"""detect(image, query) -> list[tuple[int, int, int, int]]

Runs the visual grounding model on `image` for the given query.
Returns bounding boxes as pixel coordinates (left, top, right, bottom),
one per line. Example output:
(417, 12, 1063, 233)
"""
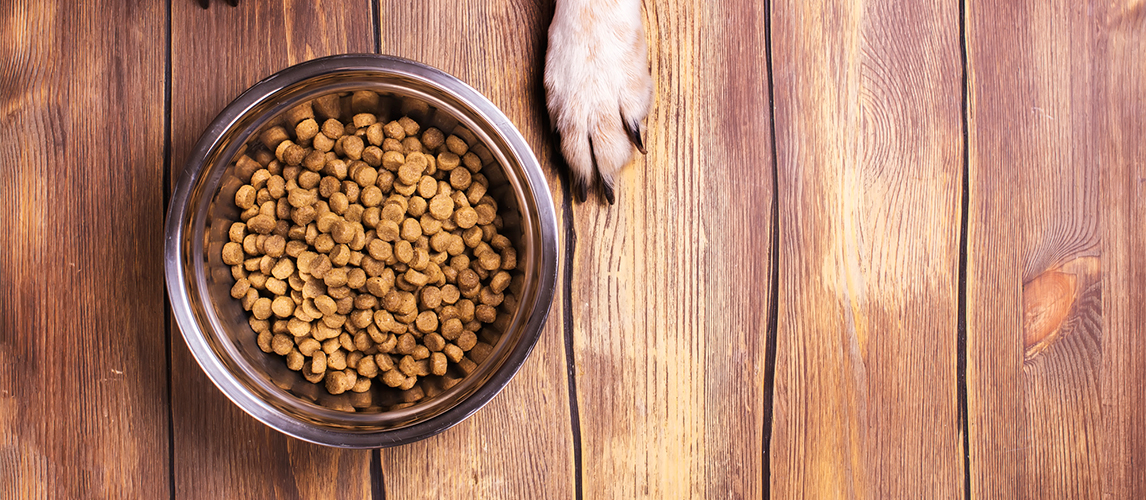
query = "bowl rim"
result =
(165, 54, 558, 448)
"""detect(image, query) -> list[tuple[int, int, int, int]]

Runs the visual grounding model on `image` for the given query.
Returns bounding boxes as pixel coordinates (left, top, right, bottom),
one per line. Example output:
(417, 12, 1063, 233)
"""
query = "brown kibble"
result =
(271, 333, 293, 355)
(356, 355, 378, 378)
(321, 119, 344, 139)
(222, 242, 245, 266)
(353, 165, 378, 188)
(381, 150, 405, 171)
(422, 128, 444, 149)
(430, 352, 448, 376)
(400, 218, 422, 241)
(417, 176, 438, 199)
(271, 296, 295, 318)
(445, 135, 469, 155)
(261, 126, 290, 150)
(428, 194, 454, 220)
(462, 152, 482, 173)
(501, 247, 517, 270)
(478, 249, 501, 271)
(401, 386, 425, 404)
(329, 349, 348, 370)
(396, 332, 417, 354)
(456, 331, 478, 352)
(252, 297, 273, 320)
(394, 240, 414, 263)
(247, 214, 276, 235)
(257, 331, 273, 352)
(383, 137, 404, 153)
(443, 343, 464, 363)
(325, 370, 351, 395)
(366, 122, 385, 146)
(415, 311, 439, 333)
(475, 204, 497, 226)
(398, 355, 418, 377)
(475, 304, 497, 323)
(441, 318, 463, 340)
(393, 181, 417, 197)
(235, 185, 257, 210)
(377, 219, 400, 241)
(383, 120, 406, 140)
(450, 167, 472, 190)
(382, 369, 406, 388)
(440, 284, 460, 304)
(398, 153, 427, 185)
(436, 152, 460, 171)
(470, 342, 494, 364)
(286, 349, 305, 371)
(490, 271, 511, 293)
(398, 117, 420, 137)
(315, 295, 337, 316)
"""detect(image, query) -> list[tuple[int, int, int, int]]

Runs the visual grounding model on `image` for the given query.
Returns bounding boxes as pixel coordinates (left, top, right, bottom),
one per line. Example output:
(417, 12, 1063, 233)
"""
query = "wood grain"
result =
(0, 1, 170, 498)
(768, 0, 965, 497)
(375, 1, 577, 498)
(169, 2, 374, 498)
(566, 0, 773, 497)
(966, 0, 1146, 496)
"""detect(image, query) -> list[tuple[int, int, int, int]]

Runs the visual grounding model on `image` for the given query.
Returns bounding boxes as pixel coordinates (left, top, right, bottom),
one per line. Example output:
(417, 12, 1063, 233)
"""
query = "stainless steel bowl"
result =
(165, 54, 558, 448)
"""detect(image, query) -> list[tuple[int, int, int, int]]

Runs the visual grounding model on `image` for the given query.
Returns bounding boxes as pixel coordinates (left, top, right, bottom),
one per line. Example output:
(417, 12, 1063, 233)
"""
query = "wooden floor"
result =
(2, 0, 1144, 497)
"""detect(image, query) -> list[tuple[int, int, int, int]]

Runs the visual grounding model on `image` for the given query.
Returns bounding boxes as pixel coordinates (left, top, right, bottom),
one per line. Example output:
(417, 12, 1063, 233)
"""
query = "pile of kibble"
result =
(220, 91, 519, 409)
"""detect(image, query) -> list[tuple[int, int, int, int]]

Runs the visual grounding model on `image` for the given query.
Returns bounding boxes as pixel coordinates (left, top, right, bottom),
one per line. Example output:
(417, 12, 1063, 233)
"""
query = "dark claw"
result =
(198, 0, 209, 8)
(622, 117, 647, 155)
(226, 0, 238, 6)
(601, 182, 616, 205)
(572, 177, 588, 203)
(587, 136, 601, 203)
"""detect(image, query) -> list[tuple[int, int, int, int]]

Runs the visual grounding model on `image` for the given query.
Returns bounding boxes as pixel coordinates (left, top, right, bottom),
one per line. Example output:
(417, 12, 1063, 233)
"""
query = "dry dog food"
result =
(221, 94, 520, 411)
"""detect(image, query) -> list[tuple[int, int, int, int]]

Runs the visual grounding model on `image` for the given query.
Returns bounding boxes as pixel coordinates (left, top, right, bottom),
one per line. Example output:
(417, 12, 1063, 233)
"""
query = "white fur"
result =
(545, 0, 652, 201)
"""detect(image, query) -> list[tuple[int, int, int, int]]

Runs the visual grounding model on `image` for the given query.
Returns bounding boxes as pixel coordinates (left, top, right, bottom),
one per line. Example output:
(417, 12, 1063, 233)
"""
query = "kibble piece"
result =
(441, 318, 463, 340)
(443, 343, 464, 363)
(383, 120, 406, 140)
(271, 333, 293, 355)
(430, 352, 448, 376)
(445, 135, 469, 155)
(235, 185, 257, 210)
(428, 194, 454, 220)
(398, 153, 427, 185)
(382, 369, 405, 388)
(222, 242, 245, 266)
(271, 296, 295, 318)
(381, 151, 405, 171)
(400, 218, 422, 241)
(325, 370, 351, 395)
(415, 310, 439, 333)
(421, 127, 444, 149)
(450, 167, 472, 190)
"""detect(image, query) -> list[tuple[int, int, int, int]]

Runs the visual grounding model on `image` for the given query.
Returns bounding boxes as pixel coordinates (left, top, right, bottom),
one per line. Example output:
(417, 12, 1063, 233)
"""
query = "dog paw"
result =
(545, 0, 652, 203)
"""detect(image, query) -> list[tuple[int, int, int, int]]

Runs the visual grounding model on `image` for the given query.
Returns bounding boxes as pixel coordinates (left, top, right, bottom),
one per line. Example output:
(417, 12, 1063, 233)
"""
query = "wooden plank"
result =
(768, 0, 965, 496)
(375, 1, 577, 498)
(965, 0, 1146, 496)
(564, 0, 772, 496)
(0, 1, 169, 498)
(169, 2, 375, 498)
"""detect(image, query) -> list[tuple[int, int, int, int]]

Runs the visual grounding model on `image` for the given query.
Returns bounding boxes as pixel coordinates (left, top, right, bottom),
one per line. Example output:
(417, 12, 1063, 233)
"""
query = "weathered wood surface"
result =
(965, 0, 1146, 497)
(168, 2, 375, 498)
(769, 0, 966, 497)
(565, 0, 773, 497)
(375, 1, 577, 498)
(0, 1, 170, 498)
(2, 0, 1145, 498)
